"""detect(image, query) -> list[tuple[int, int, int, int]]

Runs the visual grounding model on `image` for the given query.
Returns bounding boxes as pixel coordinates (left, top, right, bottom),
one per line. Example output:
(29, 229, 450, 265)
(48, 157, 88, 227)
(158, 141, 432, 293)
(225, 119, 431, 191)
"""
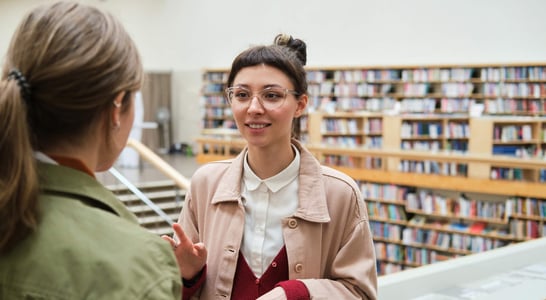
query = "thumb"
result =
(194, 242, 207, 257)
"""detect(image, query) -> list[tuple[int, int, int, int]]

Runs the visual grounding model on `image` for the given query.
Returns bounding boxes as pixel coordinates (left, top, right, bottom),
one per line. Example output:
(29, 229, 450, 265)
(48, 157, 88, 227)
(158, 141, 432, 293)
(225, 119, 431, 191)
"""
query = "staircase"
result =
(107, 180, 185, 236)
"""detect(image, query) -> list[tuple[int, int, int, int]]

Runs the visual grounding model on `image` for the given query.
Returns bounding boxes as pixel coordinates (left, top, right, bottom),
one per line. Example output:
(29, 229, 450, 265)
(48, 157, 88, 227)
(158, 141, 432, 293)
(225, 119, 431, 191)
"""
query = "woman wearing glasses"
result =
(166, 34, 377, 299)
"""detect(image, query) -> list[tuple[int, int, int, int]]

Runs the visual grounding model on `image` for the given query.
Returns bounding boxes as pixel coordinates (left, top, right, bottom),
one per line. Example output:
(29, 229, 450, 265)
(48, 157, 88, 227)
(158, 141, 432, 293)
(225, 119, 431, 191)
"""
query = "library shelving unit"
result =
(306, 111, 383, 169)
(201, 70, 233, 129)
(199, 63, 546, 275)
(468, 116, 546, 182)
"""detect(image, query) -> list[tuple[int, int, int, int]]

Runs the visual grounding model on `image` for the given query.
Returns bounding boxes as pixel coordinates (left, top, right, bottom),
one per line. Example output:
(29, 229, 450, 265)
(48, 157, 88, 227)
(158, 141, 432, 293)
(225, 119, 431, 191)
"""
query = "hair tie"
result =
(7, 68, 32, 103)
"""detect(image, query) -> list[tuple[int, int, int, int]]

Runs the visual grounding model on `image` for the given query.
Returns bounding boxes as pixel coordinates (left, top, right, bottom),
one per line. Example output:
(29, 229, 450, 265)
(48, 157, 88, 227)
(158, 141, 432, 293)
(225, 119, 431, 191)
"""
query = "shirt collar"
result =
(35, 151, 95, 178)
(243, 145, 300, 193)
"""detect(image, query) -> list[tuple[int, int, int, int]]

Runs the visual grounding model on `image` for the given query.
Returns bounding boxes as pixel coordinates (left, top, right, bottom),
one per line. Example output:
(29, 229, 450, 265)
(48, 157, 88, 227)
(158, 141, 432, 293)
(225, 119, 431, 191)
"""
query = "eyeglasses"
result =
(225, 86, 299, 110)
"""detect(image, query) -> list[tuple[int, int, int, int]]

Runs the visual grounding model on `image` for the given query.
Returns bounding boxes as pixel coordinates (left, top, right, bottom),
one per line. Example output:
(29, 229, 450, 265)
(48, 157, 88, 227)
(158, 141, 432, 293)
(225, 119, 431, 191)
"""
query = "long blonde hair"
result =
(0, 1, 143, 253)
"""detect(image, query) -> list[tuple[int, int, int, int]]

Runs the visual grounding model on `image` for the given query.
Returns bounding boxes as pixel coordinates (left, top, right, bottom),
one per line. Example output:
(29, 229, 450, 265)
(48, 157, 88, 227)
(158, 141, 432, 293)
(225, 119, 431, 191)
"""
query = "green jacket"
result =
(0, 162, 182, 300)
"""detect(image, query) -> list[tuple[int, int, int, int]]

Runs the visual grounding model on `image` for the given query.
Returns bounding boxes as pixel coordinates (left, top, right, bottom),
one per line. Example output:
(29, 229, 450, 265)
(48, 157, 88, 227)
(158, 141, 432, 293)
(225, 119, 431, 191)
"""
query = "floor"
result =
(96, 153, 200, 187)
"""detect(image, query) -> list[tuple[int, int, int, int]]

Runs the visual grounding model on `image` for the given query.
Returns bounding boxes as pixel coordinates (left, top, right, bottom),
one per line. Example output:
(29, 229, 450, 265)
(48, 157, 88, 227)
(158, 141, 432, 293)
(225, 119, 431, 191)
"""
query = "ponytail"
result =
(0, 78, 40, 253)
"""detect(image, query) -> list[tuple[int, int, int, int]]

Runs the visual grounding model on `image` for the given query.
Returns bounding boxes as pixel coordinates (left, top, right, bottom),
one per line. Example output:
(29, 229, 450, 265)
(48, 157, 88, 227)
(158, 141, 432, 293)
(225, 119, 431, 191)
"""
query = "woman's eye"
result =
(264, 92, 280, 99)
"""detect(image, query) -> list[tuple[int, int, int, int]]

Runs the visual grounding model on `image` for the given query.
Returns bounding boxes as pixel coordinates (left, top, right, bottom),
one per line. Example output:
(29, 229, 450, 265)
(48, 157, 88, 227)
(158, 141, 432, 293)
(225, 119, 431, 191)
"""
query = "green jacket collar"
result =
(37, 162, 138, 224)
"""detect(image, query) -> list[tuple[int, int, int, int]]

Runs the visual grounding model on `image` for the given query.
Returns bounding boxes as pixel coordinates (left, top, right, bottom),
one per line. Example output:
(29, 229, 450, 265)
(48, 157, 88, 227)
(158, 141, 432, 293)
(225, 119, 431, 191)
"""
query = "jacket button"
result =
(288, 219, 298, 228)
(295, 263, 303, 273)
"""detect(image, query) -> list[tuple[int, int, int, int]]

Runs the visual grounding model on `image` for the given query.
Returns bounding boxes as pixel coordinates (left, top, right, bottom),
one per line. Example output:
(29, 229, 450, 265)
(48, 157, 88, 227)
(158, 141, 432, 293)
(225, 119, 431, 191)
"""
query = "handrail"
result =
(194, 137, 546, 169)
(109, 167, 174, 226)
(126, 138, 190, 190)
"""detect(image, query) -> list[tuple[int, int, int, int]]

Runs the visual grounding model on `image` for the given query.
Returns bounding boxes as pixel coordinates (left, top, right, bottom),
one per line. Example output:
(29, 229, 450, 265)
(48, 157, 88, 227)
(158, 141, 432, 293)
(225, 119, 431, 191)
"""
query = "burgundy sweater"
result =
(183, 246, 310, 299)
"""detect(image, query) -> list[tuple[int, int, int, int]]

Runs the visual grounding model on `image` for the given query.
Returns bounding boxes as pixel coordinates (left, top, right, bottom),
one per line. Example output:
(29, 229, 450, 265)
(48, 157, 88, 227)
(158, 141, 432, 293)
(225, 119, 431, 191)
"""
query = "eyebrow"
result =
(232, 84, 283, 89)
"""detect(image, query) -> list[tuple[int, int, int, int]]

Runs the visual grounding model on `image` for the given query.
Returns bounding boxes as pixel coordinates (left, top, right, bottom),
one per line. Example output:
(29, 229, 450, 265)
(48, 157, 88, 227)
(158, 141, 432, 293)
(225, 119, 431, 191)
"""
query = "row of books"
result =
(376, 262, 405, 275)
(399, 98, 437, 113)
(401, 141, 441, 151)
(321, 155, 359, 168)
(360, 182, 412, 203)
(202, 95, 227, 106)
(321, 119, 360, 134)
(409, 216, 509, 235)
(309, 82, 546, 98)
(404, 247, 461, 265)
(202, 83, 224, 93)
(321, 137, 362, 147)
(367, 203, 408, 221)
(398, 160, 468, 177)
(363, 118, 383, 133)
(493, 124, 534, 142)
(492, 145, 540, 158)
(481, 67, 546, 81)
(370, 222, 403, 240)
(445, 121, 470, 138)
(306, 66, 546, 84)
(311, 96, 396, 112)
(490, 167, 526, 181)
(445, 140, 469, 152)
(405, 191, 506, 220)
(505, 197, 546, 217)
(400, 122, 442, 138)
(509, 220, 544, 238)
(484, 98, 545, 114)
(202, 72, 228, 82)
(402, 228, 507, 252)
(364, 137, 383, 148)
(203, 107, 231, 118)
(311, 95, 546, 115)
(374, 242, 403, 261)
(482, 83, 545, 98)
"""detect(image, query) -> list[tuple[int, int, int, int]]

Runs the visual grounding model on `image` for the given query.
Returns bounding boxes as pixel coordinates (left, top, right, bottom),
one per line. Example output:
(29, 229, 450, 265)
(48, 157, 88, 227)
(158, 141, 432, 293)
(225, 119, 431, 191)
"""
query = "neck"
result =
(246, 141, 295, 179)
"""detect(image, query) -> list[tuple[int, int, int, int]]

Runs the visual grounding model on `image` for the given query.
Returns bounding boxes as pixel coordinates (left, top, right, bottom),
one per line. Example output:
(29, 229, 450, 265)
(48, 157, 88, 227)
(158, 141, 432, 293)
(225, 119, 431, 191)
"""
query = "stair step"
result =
(138, 213, 180, 226)
(117, 190, 185, 204)
(107, 180, 179, 194)
(128, 201, 183, 214)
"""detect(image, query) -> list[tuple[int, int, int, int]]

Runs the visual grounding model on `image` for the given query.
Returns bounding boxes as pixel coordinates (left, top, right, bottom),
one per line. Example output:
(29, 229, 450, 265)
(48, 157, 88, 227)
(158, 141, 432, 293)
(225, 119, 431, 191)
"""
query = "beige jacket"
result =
(179, 140, 377, 299)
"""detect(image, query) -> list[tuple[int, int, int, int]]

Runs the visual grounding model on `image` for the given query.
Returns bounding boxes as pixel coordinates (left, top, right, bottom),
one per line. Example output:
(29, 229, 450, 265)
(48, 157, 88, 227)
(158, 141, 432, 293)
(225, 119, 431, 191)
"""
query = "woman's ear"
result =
(111, 91, 126, 130)
(294, 94, 308, 118)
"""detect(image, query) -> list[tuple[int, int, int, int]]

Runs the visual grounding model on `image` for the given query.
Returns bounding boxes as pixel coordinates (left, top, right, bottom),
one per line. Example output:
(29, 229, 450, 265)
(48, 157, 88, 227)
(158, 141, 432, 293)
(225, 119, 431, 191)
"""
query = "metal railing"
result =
(109, 167, 174, 226)
(107, 138, 191, 226)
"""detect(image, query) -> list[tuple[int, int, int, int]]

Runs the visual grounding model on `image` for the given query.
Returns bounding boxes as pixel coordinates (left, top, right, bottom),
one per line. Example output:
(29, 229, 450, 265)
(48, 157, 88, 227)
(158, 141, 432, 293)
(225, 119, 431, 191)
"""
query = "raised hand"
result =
(162, 223, 207, 279)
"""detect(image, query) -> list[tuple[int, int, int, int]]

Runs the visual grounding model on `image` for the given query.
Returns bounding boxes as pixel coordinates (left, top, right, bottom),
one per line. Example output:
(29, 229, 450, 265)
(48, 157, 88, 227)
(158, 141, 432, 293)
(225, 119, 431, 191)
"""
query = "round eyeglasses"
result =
(225, 86, 299, 110)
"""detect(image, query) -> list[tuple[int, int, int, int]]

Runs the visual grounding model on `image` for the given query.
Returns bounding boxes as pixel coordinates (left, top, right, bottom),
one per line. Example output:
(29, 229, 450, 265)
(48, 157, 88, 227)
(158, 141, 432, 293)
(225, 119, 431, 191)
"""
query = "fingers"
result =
(172, 223, 191, 247)
(161, 235, 176, 249)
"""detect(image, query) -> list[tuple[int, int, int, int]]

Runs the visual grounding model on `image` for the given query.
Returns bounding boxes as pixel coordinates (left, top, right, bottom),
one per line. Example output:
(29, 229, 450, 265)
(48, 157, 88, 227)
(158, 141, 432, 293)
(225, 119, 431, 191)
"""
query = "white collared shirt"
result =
(240, 146, 300, 277)
(34, 151, 58, 164)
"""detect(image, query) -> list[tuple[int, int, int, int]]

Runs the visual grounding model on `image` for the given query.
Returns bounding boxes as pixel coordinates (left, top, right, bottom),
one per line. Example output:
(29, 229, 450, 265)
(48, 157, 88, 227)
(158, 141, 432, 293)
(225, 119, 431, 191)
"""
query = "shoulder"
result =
(3, 195, 181, 299)
(319, 165, 361, 195)
(192, 159, 233, 178)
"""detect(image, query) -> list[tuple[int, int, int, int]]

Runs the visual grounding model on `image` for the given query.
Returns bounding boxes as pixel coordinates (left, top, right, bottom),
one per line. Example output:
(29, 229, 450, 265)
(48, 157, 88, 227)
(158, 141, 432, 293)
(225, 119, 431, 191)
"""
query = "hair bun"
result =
(273, 33, 307, 66)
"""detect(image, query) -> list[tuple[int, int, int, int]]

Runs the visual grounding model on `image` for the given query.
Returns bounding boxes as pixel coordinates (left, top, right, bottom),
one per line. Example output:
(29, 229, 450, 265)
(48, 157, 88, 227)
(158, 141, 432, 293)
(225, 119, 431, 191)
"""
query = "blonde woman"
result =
(0, 2, 182, 299)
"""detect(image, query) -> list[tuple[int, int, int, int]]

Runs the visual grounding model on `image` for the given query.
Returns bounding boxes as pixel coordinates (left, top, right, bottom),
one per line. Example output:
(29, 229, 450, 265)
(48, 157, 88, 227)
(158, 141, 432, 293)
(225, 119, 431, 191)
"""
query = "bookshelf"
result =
(199, 63, 546, 275)
(201, 70, 233, 129)
(305, 64, 546, 116)
(306, 112, 383, 169)
(202, 63, 546, 130)
(468, 116, 546, 182)
(194, 137, 546, 275)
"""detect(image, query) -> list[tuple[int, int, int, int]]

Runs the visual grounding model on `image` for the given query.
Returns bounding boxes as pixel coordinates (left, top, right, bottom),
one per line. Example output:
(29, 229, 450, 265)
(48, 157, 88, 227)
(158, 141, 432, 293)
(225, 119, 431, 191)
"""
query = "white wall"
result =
(2, 0, 546, 147)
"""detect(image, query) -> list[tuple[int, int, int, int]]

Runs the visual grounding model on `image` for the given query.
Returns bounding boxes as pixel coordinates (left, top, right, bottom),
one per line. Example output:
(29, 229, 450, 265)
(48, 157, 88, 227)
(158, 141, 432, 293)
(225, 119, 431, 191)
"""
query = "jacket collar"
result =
(37, 162, 138, 224)
(211, 139, 330, 223)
